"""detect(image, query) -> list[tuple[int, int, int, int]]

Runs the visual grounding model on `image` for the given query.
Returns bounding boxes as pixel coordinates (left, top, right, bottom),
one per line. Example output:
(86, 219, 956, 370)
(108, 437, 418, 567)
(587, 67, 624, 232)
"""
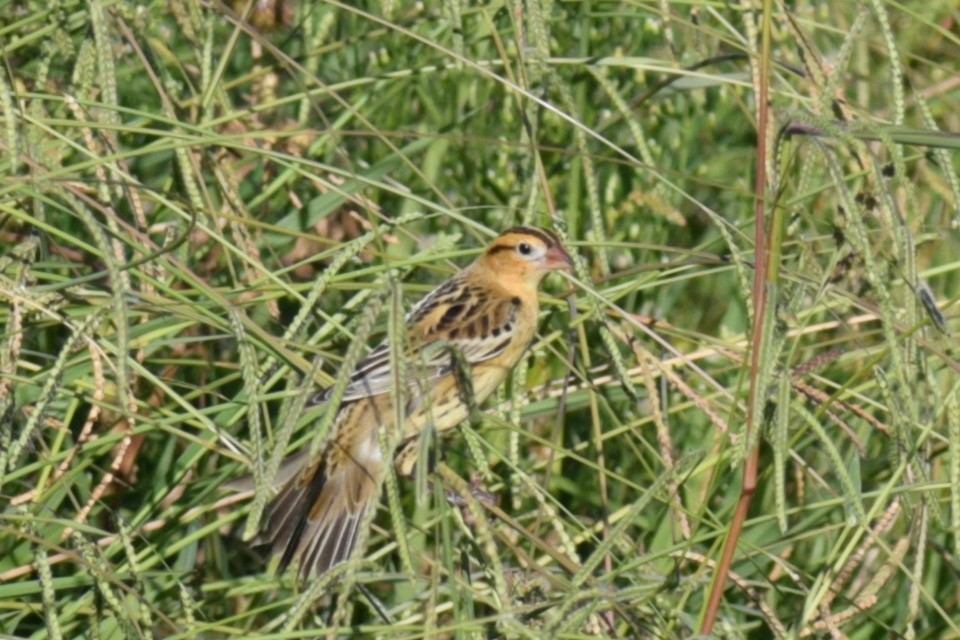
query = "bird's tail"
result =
(261, 446, 381, 580)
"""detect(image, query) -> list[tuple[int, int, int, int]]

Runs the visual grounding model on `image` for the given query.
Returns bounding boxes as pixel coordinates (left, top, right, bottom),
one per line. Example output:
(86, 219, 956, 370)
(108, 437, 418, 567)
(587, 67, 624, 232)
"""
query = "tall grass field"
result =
(1, 1, 960, 637)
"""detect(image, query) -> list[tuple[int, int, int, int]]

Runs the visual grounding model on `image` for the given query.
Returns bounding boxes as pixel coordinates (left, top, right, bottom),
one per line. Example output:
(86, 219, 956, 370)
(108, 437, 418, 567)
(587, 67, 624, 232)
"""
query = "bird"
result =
(259, 226, 574, 580)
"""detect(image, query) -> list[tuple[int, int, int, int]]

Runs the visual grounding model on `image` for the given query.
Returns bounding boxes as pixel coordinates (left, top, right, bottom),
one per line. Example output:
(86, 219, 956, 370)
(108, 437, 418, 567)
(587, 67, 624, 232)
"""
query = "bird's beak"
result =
(545, 244, 575, 272)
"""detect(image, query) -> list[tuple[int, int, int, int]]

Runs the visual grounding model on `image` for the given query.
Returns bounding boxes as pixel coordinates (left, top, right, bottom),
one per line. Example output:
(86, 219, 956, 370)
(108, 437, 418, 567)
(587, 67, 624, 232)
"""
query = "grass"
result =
(2, 0, 960, 637)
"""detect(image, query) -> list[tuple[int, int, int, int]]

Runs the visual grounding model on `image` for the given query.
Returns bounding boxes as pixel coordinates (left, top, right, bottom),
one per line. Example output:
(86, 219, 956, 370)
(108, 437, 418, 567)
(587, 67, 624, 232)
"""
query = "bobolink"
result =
(261, 226, 573, 579)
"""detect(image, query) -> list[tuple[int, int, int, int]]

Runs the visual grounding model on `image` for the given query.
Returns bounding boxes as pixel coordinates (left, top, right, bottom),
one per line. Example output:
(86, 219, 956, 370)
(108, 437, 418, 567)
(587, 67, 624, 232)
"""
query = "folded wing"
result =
(309, 275, 521, 405)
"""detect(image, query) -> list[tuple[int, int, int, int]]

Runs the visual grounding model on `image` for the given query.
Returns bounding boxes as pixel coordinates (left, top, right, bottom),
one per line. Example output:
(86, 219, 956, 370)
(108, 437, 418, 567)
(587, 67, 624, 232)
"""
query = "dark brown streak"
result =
(461, 301, 483, 321)
(278, 464, 329, 571)
(438, 303, 465, 328)
(501, 226, 557, 247)
(486, 244, 515, 256)
(481, 336, 512, 359)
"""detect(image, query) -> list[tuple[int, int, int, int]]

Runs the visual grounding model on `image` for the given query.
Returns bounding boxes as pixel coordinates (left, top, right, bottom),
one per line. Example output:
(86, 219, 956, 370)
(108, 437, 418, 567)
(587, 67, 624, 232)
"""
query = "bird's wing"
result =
(309, 274, 522, 404)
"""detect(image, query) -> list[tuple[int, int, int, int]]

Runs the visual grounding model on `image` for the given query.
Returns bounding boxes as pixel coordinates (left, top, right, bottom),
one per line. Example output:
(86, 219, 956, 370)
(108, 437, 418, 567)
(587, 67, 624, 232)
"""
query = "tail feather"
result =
(300, 510, 364, 579)
(263, 444, 381, 580)
(276, 462, 328, 573)
(254, 456, 319, 544)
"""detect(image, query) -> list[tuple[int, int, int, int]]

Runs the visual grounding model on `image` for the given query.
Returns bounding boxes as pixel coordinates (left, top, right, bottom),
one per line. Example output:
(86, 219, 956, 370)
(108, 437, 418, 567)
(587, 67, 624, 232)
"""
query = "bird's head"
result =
(476, 226, 574, 289)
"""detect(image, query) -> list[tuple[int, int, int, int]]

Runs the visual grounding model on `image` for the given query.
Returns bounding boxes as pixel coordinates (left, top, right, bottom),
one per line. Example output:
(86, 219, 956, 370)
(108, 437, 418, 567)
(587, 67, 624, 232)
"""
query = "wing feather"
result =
(310, 274, 520, 405)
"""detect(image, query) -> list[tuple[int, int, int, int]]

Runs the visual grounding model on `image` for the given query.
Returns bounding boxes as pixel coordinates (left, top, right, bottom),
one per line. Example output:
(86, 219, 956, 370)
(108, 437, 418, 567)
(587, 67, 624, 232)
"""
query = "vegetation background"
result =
(1, 0, 959, 637)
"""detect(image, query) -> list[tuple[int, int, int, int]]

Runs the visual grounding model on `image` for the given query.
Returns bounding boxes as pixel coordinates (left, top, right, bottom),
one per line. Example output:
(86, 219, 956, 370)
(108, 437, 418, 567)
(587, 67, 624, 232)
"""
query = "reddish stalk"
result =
(700, 1, 774, 633)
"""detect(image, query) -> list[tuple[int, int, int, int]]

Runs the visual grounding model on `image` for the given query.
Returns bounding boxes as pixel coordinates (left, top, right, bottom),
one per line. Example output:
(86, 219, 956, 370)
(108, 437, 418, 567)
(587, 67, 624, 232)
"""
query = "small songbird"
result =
(261, 227, 574, 579)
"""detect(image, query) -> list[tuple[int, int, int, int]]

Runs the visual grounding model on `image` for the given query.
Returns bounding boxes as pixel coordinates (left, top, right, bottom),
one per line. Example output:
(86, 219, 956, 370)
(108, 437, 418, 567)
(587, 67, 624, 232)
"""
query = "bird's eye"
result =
(518, 242, 532, 256)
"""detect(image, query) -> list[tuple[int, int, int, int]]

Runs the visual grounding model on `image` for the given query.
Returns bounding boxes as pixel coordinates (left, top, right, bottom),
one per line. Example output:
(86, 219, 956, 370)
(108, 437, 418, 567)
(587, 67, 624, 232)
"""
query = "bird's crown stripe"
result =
(500, 226, 556, 247)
